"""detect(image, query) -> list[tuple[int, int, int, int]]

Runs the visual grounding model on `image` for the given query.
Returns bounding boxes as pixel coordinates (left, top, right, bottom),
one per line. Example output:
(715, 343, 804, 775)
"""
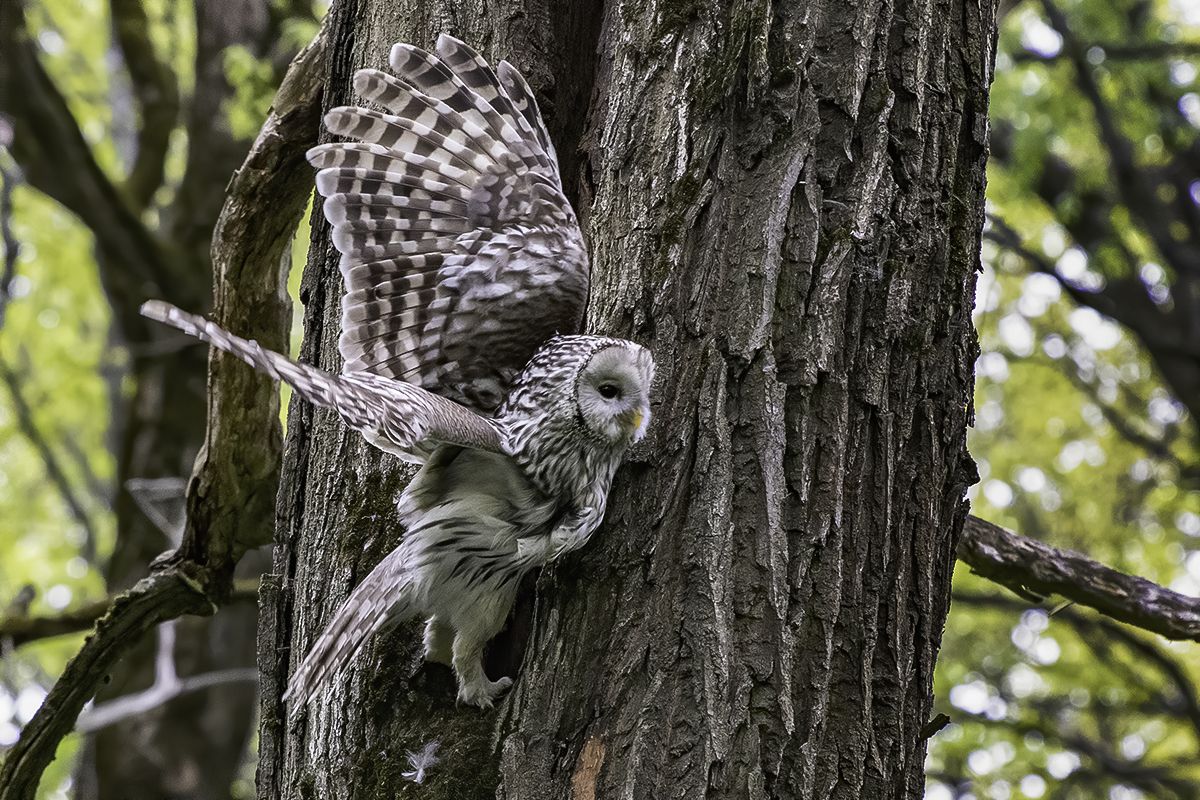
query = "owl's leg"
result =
(452, 632, 513, 708)
(422, 616, 454, 666)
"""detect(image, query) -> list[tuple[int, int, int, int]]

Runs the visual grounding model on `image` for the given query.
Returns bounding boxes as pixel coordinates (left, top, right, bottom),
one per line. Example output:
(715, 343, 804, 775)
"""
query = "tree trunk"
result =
(258, 0, 994, 797)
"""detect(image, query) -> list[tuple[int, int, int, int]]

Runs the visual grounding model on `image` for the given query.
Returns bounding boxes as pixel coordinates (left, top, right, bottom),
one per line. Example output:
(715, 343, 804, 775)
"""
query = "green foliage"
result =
(928, 1, 1200, 797)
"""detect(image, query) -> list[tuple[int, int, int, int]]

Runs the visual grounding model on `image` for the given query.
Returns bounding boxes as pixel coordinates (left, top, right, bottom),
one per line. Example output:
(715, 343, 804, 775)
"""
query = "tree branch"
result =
(954, 590, 1200, 745)
(76, 620, 256, 733)
(958, 515, 1200, 642)
(176, 16, 327, 565)
(0, 569, 213, 800)
(1041, 0, 1200, 277)
(0, 0, 175, 335)
(0, 579, 260, 649)
(1013, 41, 1200, 64)
(0, 25, 328, 799)
(0, 145, 18, 333)
(109, 0, 180, 209)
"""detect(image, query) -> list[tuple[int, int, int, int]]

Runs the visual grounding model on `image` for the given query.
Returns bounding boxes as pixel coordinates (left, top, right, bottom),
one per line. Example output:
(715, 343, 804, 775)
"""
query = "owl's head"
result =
(575, 343, 655, 446)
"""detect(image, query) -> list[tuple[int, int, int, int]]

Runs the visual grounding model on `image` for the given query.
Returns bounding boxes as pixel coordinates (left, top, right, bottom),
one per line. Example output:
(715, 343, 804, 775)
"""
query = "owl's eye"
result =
(597, 383, 621, 399)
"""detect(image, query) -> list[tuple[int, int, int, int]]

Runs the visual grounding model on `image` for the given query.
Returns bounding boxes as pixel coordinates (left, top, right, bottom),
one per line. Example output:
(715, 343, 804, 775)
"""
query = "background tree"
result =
(0, 1, 320, 797)
(930, 1, 1200, 797)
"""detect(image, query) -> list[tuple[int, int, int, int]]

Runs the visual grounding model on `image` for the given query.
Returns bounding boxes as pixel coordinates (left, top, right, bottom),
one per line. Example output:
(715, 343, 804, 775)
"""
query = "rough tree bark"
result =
(258, 0, 995, 798)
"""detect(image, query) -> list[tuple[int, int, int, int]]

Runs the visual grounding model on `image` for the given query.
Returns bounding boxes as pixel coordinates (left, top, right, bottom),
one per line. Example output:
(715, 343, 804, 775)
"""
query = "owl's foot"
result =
(456, 675, 513, 709)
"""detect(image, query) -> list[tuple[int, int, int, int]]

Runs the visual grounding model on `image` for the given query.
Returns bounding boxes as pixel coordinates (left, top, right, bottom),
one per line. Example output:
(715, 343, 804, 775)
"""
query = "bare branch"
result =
(954, 590, 1200, 745)
(0, 0, 177, 333)
(1012, 41, 1200, 64)
(0, 579, 260, 649)
(958, 515, 1200, 642)
(177, 17, 327, 564)
(77, 621, 256, 733)
(0, 569, 212, 800)
(1040, 0, 1200, 277)
(109, 0, 180, 209)
(0, 25, 328, 797)
(0, 597, 110, 648)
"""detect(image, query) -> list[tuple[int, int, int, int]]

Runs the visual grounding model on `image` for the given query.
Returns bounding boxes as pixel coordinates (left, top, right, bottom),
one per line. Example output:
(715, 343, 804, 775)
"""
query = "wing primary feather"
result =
(140, 301, 506, 456)
(310, 38, 589, 407)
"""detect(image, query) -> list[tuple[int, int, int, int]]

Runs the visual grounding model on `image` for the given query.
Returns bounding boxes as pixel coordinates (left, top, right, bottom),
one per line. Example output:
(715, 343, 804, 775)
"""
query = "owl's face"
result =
(575, 344, 655, 445)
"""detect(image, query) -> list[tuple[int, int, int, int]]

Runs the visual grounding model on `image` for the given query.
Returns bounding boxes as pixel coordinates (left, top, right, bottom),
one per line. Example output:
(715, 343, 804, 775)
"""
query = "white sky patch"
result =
(1043, 334, 1067, 359)
(1046, 751, 1081, 779)
(975, 267, 1001, 315)
(1180, 93, 1200, 128)
(1006, 663, 1046, 699)
(1021, 774, 1047, 798)
(1041, 225, 1067, 258)
(999, 314, 1036, 356)
(16, 686, 46, 725)
(1140, 262, 1166, 285)
(1177, 511, 1200, 537)
(968, 749, 997, 775)
(45, 584, 73, 610)
(1057, 246, 1089, 279)
(1120, 735, 1146, 760)
(1017, 467, 1047, 492)
(1021, 15, 1063, 57)
(977, 352, 1010, 382)
(1169, 0, 1200, 26)
(1034, 637, 1061, 665)
(1069, 307, 1122, 350)
(1019, 272, 1061, 317)
(983, 479, 1014, 508)
(38, 30, 65, 55)
(1170, 60, 1197, 86)
(950, 679, 992, 715)
(1149, 394, 1182, 426)
(926, 785, 953, 800)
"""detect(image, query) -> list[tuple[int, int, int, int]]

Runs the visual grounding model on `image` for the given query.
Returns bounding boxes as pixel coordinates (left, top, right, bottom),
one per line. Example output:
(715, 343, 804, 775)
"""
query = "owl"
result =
(142, 35, 654, 709)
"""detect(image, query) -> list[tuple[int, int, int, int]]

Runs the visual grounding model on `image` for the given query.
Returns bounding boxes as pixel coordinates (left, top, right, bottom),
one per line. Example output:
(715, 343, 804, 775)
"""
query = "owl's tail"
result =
(282, 544, 418, 712)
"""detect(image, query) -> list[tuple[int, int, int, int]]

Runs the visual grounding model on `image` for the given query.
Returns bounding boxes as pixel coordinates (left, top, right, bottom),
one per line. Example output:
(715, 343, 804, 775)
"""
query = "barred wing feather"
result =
(310, 34, 588, 414)
(139, 301, 505, 462)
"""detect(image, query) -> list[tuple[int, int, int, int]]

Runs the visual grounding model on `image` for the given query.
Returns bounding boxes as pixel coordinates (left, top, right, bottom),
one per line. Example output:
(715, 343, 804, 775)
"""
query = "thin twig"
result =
(1013, 41, 1200, 64)
(77, 621, 256, 733)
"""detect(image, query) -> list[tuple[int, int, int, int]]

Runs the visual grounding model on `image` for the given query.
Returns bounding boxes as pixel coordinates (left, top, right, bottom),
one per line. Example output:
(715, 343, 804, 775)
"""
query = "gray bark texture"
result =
(258, 0, 995, 797)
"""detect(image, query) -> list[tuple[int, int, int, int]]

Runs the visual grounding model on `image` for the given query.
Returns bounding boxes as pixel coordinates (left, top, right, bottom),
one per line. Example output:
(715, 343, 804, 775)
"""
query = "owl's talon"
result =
(457, 676, 513, 708)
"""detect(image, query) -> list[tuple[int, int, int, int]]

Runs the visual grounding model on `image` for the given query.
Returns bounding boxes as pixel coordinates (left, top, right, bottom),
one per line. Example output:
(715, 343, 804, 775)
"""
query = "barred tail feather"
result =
(139, 300, 369, 429)
(282, 547, 417, 712)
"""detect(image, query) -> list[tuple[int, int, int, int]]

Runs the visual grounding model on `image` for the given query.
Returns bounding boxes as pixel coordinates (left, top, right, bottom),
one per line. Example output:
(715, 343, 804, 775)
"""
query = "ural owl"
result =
(143, 34, 654, 709)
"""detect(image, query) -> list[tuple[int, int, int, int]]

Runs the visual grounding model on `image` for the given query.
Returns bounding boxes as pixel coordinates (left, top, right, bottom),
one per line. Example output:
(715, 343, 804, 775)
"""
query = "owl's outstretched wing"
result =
(140, 301, 504, 462)
(309, 34, 588, 414)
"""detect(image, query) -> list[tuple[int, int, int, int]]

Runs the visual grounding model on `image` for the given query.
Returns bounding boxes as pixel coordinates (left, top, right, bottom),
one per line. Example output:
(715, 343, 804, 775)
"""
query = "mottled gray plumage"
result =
(312, 35, 588, 413)
(141, 34, 654, 711)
